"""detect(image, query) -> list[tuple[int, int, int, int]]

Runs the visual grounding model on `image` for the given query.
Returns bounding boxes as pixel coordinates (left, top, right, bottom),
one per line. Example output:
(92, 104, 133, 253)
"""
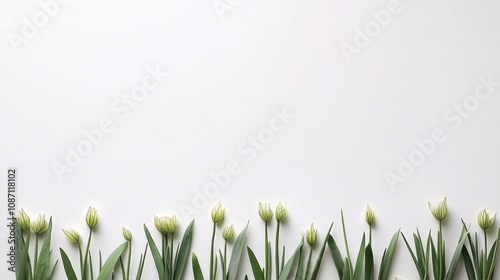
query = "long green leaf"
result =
(50, 260, 59, 279)
(353, 233, 366, 280)
(247, 247, 265, 280)
(378, 229, 399, 280)
(342, 258, 352, 280)
(424, 231, 431, 280)
(415, 230, 427, 278)
(444, 226, 467, 280)
(278, 239, 303, 280)
(487, 241, 497, 268)
(96, 242, 128, 280)
(136, 244, 148, 280)
(401, 232, 421, 278)
(328, 234, 345, 279)
(429, 233, 439, 280)
(60, 248, 78, 280)
(143, 224, 165, 279)
(478, 252, 484, 280)
(192, 253, 205, 280)
(34, 217, 54, 280)
(462, 246, 476, 280)
(15, 223, 30, 280)
(341, 210, 354, 277)
(309, 222, 333, 280)
(174, 219, 195, 280)
(473, 232, 479, 270)
(295, 241, 305, 280)
(364, 244, 374, 280)
(227, 222, 249, 280)
(487, 228, 500, 279)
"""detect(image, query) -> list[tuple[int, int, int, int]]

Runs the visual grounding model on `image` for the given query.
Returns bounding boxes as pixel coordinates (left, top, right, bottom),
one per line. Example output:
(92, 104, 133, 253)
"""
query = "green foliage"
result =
(401, 225, 468, 280)
(34, 218, 58, 280)
(227, 223, 250, 280)
(144, 219, 195, 280)
(15, 216, 57, 280)
(17, 198, 500, 280)
(328, 211, 399, 280)
(461, 220, 500, 280)
(15, 220, 31, 280)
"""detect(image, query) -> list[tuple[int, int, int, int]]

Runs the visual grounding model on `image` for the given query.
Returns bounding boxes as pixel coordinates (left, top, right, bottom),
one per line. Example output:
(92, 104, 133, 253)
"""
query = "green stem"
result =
(120, 257, 126, 280)
(438, 220, 443, 280)
(275, 221, 281, 280)
(162, 234, 167, 277)
(265, 221, 270, 280)
(34, 234, 39, 276)
(223, 240, 228, 280)
(25, 233, 32, 279)
(78, 242, 83, 277)
(126, 240, 132, 280)
(484, 229, 488, 280)
(170, 234, 174, 280)
(89, 253, 94, 280)
(83, 229, 93, 280)
(210, 222, 216, 280)
(304, 246, 313, 280)
(369, 226, 372, 245)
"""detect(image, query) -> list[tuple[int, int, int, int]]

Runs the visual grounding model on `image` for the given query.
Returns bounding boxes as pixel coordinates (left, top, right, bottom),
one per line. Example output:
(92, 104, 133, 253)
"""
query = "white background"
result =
(2, 0, 500, 279)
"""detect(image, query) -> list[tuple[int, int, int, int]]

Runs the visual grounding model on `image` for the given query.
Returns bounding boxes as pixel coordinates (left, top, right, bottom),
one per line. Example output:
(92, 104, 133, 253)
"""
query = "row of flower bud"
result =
(16, 198, 497, 244)
(428, 197, 496, 230)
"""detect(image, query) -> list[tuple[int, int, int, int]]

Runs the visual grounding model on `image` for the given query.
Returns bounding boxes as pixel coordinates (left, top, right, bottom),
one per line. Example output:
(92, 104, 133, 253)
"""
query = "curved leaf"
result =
(96, 242, 128, 280)
(34, 217, 54, 280)
(310, 222, 334, 280)
(15, 224, 30, 280)
(174, 219, 195, 280)
(378, 229, 399, 280)
(364, 244, 374, 280)
(192, 253, 205, 280)
(227, 222, 249, 280)
(328, 234, 345, 279)
(60, 248, 78, 280)
(144, 224, 165, 279)
(278, 239, 303, 280)
(247, 247, 264, 280)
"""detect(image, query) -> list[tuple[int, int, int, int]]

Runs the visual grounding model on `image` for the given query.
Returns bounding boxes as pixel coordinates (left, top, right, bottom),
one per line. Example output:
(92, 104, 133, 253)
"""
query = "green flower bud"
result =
(165, 215, 178, 234)
(17, 209, 30, 231)
(428, 197, 447, 221)
(31, 214, 48, 234)
(258, 202, 273, 222)
(211, 202, 225, 224)
(62, 228, 81, 243)
(365, 205, 375, 226)
(154, 215, 178, 235)
(86, 206, 98, 229)
(154, 215, 167, 234)
(222, 224, 235, 241)
(478, 209, 496, 230)
(275, 201, 287, 222)
(305, 223, 317, 246)
(122, 227, 132, 241)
